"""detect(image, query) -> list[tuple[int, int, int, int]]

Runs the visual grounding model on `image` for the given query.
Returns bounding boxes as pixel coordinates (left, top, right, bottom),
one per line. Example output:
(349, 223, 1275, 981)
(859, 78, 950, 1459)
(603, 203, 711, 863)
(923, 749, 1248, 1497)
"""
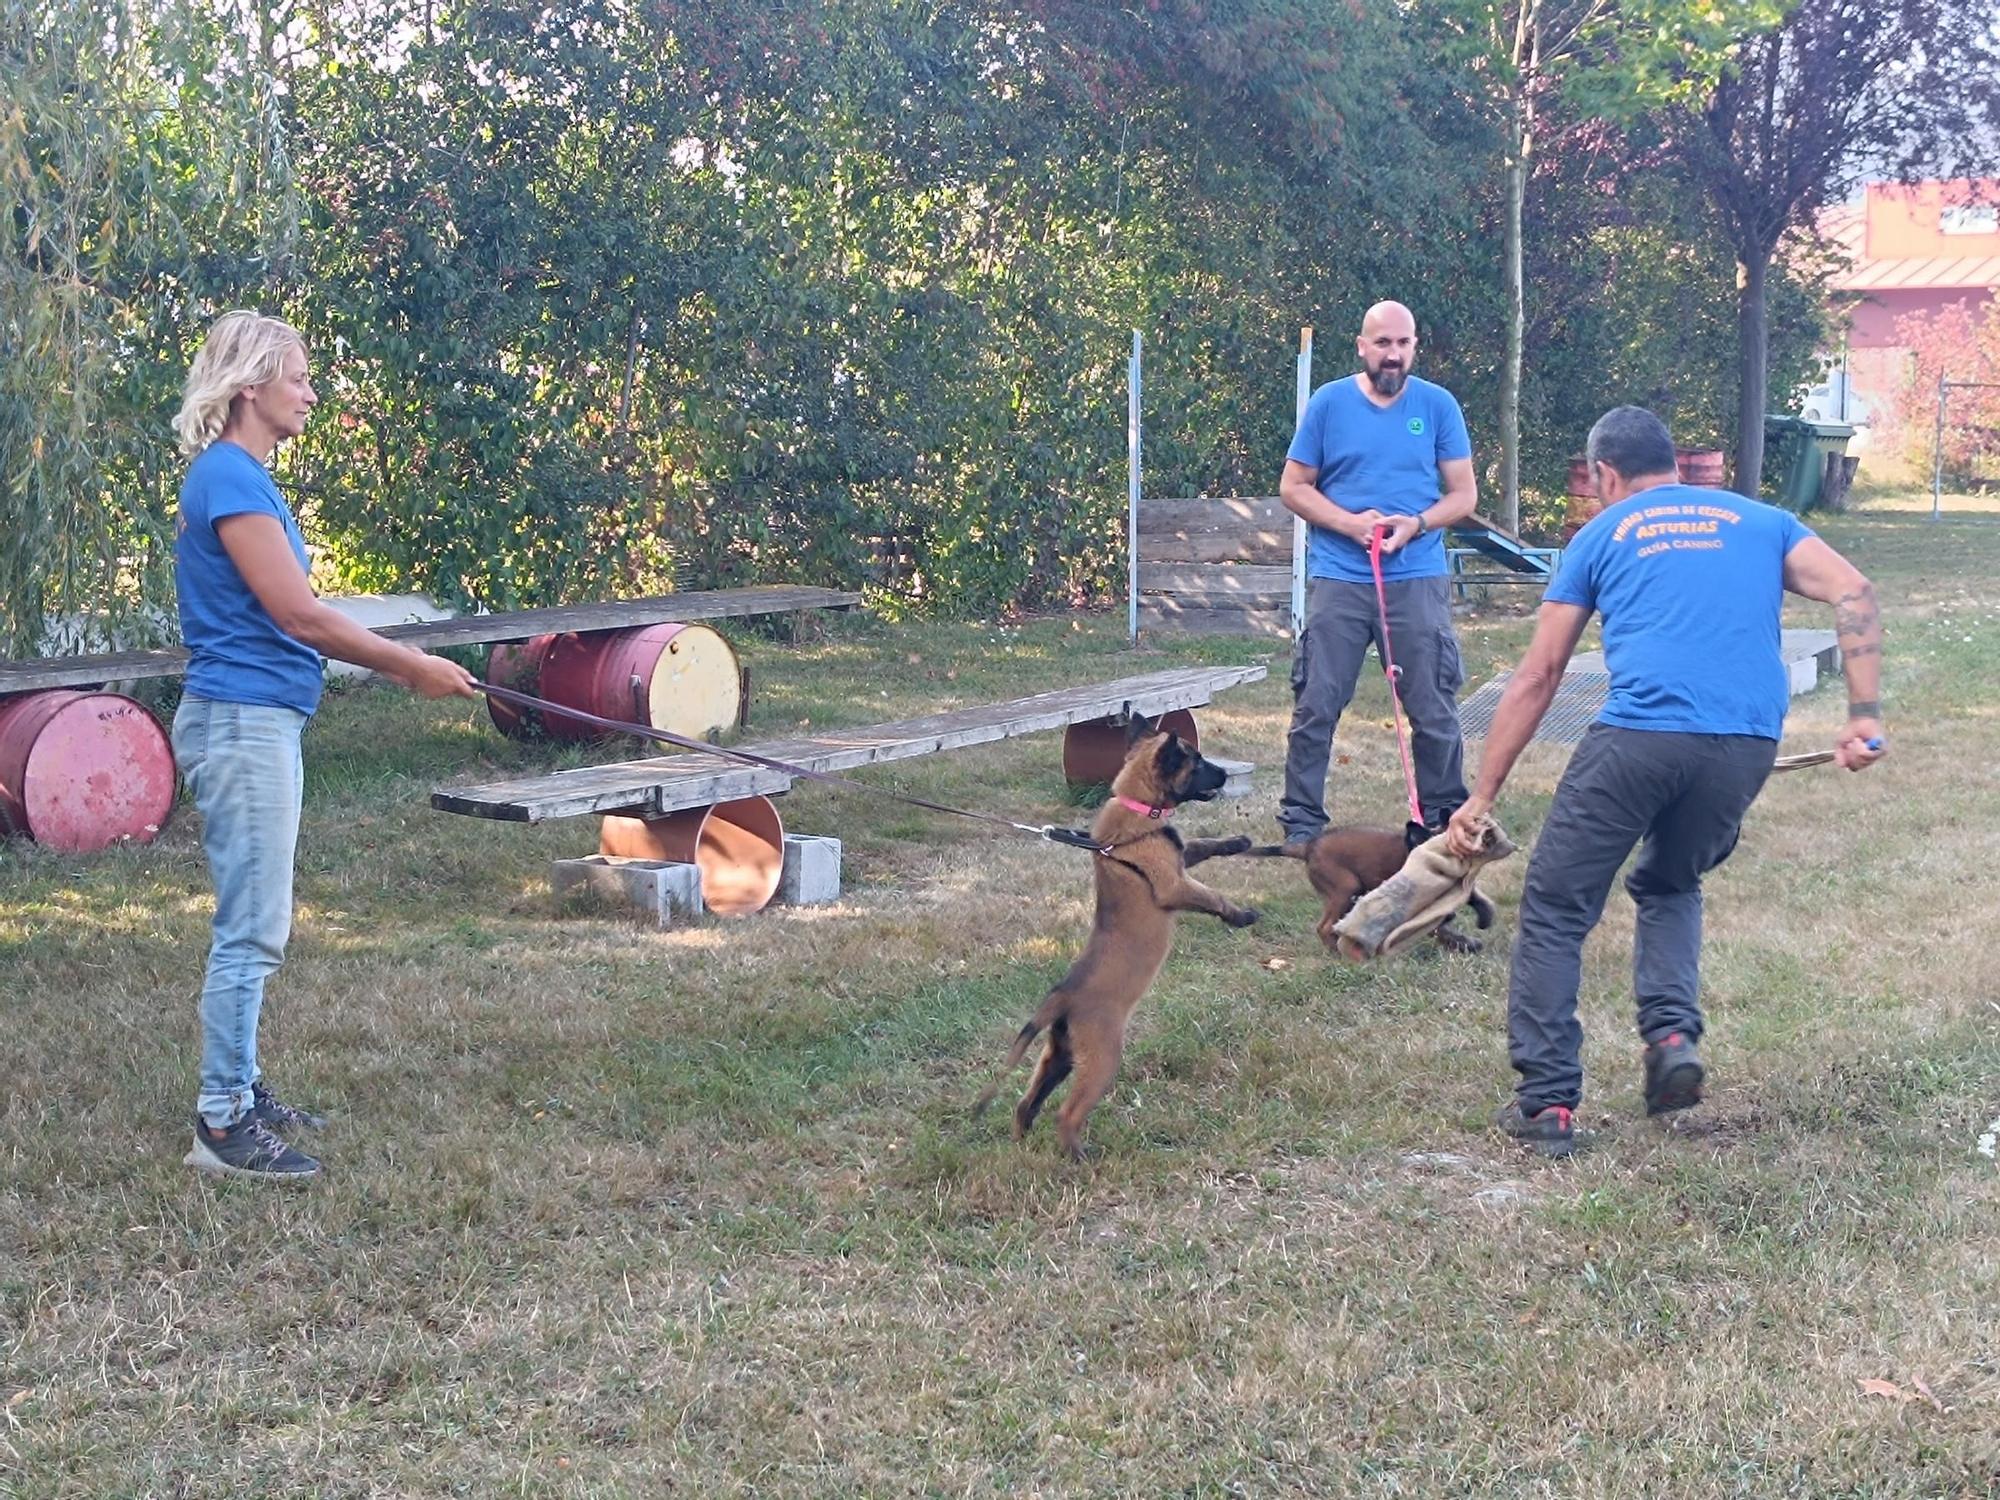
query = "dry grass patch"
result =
(3, 505, 1998, 1496)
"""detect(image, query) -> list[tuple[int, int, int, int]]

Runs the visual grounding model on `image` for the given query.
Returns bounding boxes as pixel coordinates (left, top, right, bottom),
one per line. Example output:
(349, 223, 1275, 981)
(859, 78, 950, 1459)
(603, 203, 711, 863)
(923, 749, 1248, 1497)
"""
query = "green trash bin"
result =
(1763, 415, 1856, 512)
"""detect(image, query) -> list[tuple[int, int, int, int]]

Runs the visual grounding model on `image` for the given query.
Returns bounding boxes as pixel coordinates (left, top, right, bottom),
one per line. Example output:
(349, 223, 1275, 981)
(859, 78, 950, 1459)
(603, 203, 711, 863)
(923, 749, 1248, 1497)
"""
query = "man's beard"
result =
(1368, 364, 1407, 397)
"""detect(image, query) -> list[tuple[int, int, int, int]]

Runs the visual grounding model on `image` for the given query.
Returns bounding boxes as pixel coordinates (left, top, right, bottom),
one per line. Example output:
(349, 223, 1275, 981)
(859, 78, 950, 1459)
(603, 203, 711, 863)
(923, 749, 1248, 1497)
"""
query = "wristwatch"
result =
(1416, 514, 1430, 535)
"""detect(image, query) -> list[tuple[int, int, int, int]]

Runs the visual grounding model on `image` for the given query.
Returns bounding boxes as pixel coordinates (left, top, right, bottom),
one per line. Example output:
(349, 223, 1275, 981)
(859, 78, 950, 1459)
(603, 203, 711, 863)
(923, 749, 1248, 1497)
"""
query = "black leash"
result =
(474, 681, 1114, 854)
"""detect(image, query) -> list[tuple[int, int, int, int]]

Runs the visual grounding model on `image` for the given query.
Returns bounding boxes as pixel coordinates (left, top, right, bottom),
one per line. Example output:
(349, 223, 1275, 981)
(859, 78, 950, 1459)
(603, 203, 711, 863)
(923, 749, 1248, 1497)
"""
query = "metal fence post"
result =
(1128, 331, 1143, 644)
(1932, 368, 1946, 524)
(1291, 327, 1312, 639)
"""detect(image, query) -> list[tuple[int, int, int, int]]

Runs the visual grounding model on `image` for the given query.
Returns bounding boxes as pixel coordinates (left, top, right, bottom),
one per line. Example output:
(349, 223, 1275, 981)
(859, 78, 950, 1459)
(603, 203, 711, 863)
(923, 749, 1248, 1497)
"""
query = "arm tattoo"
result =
(1835, 583, 1881, 662)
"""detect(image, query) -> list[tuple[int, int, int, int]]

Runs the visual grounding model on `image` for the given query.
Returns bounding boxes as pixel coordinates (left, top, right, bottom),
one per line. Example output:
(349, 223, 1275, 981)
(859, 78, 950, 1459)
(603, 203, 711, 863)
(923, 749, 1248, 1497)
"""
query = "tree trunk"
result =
(1735, 248, 1770, 495)
(1499, 98, 1527, 536)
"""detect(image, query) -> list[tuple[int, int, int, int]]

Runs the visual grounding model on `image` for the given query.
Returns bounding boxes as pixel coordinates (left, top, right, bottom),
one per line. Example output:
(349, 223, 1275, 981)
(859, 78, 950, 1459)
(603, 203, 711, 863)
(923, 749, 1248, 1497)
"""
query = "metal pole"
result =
(1127, 330, 1143, 644)
(1292, 326, 1312, 640)
(1932, 368, 1946, 523)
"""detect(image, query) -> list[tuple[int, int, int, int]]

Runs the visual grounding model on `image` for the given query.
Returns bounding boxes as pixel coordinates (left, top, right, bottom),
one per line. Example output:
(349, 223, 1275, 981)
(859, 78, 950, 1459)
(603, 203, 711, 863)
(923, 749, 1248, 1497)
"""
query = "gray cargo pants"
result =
(1507, 723, 1777, 1113)
(1280, 574, 1469, 838)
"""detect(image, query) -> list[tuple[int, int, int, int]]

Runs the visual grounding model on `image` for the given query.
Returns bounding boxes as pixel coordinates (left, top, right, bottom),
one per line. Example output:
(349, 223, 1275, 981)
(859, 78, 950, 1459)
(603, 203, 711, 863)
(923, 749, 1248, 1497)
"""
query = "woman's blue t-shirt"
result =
(174, 441, 324, 717)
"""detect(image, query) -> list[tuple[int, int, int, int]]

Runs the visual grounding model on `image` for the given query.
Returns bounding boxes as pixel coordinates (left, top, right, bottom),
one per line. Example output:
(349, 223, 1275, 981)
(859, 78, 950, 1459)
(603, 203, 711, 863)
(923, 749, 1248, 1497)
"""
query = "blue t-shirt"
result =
(175, 441, 324, 717)
(1545, 484, 1814, 740)
(1286, 374, 1473, 583)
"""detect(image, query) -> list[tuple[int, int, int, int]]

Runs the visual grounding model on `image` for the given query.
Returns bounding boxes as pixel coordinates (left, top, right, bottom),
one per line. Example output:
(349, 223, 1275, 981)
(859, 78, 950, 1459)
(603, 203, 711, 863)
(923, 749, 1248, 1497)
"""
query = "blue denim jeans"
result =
(171, 696, 307, 1129)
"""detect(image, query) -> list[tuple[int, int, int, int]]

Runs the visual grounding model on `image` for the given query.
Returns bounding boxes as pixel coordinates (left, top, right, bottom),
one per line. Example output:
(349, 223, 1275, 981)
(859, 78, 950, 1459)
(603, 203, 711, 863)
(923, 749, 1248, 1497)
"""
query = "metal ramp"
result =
(1459, 630, 1839, 746)
(1447, 516, 1561, 576)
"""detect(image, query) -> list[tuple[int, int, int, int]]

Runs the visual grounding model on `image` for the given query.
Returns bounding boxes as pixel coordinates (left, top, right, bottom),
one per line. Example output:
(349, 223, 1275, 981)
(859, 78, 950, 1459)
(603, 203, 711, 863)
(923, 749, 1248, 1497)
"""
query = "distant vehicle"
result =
(1799, 372, 1871, 426)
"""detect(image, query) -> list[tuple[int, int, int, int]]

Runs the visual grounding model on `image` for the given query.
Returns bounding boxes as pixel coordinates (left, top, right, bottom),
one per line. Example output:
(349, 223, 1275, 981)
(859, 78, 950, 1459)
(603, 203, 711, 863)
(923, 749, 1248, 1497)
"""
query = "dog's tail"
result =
(1241, 841, 1311, 861)
(972, 990, 1067, 1116)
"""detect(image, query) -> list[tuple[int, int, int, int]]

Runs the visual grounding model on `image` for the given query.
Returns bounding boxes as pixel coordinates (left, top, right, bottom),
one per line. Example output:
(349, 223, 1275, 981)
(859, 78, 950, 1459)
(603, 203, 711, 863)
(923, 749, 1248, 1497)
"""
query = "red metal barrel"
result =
(1061, 708, 1201, 787)
(485, 634, 560, 738)
(1676, 447, 1727, 487)
(535, 623, 743, 744)
(0, 690, 176, 852)
(599, 794, 785, 915)
(1563, 455, 1602, 541)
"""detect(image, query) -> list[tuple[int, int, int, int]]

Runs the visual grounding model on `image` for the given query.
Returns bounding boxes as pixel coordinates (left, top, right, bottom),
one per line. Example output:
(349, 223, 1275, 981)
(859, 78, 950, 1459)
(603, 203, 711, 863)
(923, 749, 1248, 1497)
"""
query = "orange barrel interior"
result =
(1676, 447, 1727, 487)
(1062, 708, 1201, 787)
(598, 795, 785, 915)
(538, 623, 743, 743)
(485, 633, 559, 739)
(0, 690, 176, 853)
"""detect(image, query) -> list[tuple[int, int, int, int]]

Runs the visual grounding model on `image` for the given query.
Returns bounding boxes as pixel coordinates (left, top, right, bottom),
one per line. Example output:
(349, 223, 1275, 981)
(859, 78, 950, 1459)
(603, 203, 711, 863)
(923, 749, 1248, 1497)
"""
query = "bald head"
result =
(1361, 301, 1416, 339)
(1357, 301, 1417, 399)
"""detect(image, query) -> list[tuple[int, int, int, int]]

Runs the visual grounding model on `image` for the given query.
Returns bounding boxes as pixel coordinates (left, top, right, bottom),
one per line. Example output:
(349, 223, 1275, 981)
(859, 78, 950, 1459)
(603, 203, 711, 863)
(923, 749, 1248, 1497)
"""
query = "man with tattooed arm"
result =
(1445, 406, 1884, 1156)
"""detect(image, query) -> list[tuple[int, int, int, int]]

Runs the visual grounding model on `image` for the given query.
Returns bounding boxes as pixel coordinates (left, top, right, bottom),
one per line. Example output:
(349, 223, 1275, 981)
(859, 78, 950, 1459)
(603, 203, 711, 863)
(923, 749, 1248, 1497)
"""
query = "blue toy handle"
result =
(1864, 736, 1883, 752)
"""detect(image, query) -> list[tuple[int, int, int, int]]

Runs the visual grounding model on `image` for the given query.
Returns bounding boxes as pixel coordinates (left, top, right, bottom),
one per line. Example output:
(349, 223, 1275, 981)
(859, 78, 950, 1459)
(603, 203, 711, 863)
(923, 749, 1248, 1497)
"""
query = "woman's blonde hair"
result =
(172, 310, 305, 457)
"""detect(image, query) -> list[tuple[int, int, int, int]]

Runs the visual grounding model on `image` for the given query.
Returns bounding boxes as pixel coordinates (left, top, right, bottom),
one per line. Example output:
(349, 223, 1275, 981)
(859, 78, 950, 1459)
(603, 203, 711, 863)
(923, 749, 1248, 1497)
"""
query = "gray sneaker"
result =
(185, 1115, 321, 1181)
(252, 1080, 327, 1133)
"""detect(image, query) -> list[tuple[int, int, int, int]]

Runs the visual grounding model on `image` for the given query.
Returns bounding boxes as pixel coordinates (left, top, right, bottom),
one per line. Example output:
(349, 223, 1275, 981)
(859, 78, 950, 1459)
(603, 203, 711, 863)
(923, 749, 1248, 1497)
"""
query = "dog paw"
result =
(1226, 906, 1261, 928)
(1217, 835, 1253, 856)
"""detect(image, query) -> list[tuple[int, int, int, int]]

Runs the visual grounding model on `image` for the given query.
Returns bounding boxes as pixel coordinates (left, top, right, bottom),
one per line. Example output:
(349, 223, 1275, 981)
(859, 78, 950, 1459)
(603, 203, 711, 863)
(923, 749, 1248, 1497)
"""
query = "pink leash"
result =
(1369, 525, 1425, 828)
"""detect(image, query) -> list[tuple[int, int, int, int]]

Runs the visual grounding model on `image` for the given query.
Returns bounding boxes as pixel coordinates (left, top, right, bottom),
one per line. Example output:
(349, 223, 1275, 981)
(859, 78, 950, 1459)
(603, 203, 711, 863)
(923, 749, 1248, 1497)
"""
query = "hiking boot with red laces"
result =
(1494, 1099, 1579, 1157)
(251, 1080, 327, 1133)
(1643, 1032, 1705, 1116)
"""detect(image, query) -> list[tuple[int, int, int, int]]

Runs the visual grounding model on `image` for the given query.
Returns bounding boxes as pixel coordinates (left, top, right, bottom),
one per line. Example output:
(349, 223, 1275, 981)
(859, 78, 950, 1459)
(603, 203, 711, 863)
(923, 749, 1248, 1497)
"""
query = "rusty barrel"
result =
(486, 623, 742, 743)
(1676, 447, 1726, 487)
(0, 690, 176, 853)
(599, 795, 785, 915)
(1562, 455, 1603, 542)
(485, 633, 560, 738)
(1061, 708, 1201, 787)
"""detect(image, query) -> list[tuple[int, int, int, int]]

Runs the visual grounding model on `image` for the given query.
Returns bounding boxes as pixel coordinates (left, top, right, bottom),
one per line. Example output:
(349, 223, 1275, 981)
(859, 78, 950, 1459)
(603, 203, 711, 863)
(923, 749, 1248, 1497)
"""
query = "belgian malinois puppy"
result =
(1246, 826, 1496, 954)
(975, 718, 1258, 1160)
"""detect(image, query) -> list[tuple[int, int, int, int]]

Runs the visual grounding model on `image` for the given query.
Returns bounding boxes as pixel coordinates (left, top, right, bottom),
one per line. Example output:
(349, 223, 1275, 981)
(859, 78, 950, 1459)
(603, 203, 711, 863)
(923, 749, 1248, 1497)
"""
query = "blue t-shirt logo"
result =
(1407, 417, 1425, 435)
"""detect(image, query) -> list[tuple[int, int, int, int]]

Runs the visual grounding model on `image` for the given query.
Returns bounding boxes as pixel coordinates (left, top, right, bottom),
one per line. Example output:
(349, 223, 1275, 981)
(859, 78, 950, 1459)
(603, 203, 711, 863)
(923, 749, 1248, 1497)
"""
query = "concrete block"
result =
(776, 834, 843, 906)
(553, 854, 704, 926)
(1208, 757, 1256, 800)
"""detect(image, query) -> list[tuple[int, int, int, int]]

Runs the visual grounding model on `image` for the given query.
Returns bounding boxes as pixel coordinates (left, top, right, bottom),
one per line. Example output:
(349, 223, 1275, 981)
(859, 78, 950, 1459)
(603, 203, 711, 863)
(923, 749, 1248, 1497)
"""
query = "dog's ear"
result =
(1154, 731, 1191, 778)
(1124, 712, 1158, 747)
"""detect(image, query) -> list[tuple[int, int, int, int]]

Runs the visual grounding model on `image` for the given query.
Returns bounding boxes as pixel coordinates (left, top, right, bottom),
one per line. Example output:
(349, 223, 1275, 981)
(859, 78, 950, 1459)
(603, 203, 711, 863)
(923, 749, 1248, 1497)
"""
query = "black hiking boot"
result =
(184, 1115, 321, 1181)
(1643, 1031, 1705, 1117)
(1493, 1099, 1580, 1158)
(252, 1080, 328, 1133)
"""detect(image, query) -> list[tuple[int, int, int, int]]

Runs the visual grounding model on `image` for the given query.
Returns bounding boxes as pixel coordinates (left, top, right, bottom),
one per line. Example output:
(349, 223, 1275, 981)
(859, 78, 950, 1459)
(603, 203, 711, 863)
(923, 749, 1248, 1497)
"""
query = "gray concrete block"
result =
(1207, 757, 1256, 799)
(553, 854, 704, 926)
(777, 834, 843, 905)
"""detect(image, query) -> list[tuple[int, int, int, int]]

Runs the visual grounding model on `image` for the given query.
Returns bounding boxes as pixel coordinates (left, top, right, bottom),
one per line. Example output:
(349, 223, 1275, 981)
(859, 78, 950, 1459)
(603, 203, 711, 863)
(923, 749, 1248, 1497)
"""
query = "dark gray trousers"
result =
(1507, 724, 1777, 1113)
(1281, 574, 1468, 837)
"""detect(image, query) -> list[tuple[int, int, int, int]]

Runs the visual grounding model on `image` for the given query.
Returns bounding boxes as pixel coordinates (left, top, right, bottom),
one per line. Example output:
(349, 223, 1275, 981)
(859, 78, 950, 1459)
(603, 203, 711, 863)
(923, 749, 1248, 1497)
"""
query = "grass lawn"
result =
(3, 501, 1996, 1497)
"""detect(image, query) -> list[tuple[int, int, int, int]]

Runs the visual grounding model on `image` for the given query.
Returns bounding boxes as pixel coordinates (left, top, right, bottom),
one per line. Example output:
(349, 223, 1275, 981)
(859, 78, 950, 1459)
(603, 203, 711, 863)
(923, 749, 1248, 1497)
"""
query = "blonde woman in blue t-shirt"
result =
(171, 310, 476, 1181)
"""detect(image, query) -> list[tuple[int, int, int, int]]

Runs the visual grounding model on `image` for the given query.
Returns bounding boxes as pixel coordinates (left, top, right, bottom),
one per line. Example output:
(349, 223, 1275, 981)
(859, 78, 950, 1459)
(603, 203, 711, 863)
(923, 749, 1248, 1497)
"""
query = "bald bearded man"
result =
(1277, 300, 1479, 843)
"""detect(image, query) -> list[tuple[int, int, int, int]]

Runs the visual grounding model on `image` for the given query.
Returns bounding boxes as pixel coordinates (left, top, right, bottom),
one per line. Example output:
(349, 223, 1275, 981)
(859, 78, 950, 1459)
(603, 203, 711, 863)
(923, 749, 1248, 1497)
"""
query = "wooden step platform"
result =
(431, 663, 1268, 824)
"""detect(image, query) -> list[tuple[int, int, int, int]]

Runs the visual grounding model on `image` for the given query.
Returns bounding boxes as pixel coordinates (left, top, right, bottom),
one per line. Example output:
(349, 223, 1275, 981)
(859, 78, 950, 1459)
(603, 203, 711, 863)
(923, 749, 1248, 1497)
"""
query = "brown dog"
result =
(1246, 827, 1496, 955)
(975, 719, 1258, 1160)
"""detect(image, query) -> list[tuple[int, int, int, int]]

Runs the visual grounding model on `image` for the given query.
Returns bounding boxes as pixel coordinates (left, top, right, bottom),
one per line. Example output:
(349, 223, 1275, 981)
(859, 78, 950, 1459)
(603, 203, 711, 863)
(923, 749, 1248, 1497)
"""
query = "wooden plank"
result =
(1137, 497, 1288, 532)
(431, 663, 1269, 823)
(375, 585, 860, 648)
(1137, 564, 1291, 596)
(1139, 601, 1292, 640)
(0, 585, 860, 694)
(1140, 533, 1292, 566)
